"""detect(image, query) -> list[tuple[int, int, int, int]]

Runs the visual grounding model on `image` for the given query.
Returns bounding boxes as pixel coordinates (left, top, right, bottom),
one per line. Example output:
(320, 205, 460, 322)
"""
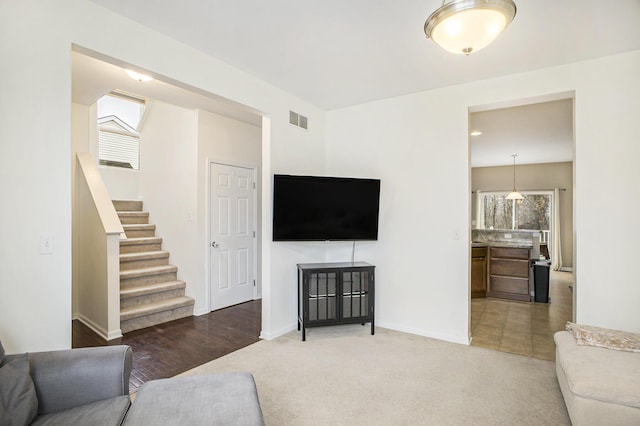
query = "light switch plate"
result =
(40, 234, 54, 254)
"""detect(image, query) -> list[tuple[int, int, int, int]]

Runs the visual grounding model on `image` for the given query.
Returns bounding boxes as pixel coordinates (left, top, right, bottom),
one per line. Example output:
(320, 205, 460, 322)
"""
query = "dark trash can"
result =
(533, 261, 551, 303)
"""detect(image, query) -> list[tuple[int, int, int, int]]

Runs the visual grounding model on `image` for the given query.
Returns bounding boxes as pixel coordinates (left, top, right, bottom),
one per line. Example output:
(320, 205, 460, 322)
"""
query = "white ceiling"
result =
(72, 51, 263, 126)
(77, 0, 639, 166)
(87, 0, 640, 110)
(470, 99, 573, 167)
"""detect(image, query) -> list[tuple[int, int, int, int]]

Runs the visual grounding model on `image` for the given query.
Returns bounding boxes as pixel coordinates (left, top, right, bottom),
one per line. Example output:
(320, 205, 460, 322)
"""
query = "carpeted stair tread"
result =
(120, 236, 162, 246)
(117, 211, 149, 217)
(120, 280, 186, 299)
(122, 224, 156, 231)
(120, 251, 169, 261)
(120, 264, 177, 279)
(112, 200, 143, 212)
(120, 296, 195, 321)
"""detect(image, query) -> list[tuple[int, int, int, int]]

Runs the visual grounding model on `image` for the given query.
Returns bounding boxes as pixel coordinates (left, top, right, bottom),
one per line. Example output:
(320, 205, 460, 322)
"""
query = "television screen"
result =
(273, 174, 380, 241)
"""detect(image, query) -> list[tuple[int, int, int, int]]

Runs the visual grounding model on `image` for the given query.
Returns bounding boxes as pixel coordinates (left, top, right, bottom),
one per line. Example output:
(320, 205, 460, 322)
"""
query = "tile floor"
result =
(471, 270, 573, 360)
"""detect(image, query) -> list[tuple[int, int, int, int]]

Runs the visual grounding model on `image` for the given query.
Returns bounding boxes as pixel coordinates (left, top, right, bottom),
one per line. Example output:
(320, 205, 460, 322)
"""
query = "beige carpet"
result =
(180, 325, 570, 425)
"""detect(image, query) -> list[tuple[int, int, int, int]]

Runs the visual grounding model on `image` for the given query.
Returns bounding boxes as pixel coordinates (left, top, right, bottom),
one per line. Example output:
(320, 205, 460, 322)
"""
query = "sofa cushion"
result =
(31, 395, 130, 426)
(0, 354, 38, 426)
(555, 330, 640, 408)
(124, 372, 264, 425)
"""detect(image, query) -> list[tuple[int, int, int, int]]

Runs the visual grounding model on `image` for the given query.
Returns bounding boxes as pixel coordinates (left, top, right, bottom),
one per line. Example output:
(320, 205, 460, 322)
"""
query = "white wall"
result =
(71, 103, 90, 316)
(326, 50, 640, 340)
(0, 0, 325, 353)
(0, 2, 73, 352)
(99, 167, 140, 201)
(197, 110, 262, 313)
(326, 92, 471, 343)
(262, 115, 327, 338)
(137, 101, 200, 310)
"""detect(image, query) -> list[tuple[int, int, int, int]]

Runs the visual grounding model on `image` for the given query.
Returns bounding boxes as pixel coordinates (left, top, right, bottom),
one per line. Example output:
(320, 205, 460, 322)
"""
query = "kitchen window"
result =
(478, 191, 552, 243)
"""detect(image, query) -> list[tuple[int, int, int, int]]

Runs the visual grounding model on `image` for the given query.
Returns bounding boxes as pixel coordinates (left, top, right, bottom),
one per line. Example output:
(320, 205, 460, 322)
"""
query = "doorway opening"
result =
(468, 93, 576, 360)
(71, 47, 268, 347)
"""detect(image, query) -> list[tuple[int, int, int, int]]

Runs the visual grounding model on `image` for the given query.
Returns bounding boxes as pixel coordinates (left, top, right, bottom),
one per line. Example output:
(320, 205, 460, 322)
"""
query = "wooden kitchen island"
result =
(472, 243, 532, 302)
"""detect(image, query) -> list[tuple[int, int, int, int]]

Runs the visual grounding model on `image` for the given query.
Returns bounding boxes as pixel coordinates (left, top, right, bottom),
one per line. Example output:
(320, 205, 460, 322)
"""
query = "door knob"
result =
(211, 242, 219, 248)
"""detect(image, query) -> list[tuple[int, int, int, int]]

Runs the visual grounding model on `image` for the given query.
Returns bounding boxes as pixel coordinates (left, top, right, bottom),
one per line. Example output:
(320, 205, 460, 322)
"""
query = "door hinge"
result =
(253, 182, 256, 189)
(253, 279, 256, 287)
(253, 230, 256, 238)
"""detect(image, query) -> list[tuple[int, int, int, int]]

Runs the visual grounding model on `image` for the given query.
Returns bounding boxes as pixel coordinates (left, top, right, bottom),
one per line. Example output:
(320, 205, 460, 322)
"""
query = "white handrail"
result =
(76, 152, 124, 235)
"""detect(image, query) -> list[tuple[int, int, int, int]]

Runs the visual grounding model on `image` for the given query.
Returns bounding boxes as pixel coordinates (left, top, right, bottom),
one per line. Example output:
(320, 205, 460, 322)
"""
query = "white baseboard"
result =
(77, 314, 122, 341)
(259, 323, 297, 341)
(193, 307, 209, 316)
(559, 266, 573, 272)
(259, 321, 471, 345)
(376, 321, 471, 345)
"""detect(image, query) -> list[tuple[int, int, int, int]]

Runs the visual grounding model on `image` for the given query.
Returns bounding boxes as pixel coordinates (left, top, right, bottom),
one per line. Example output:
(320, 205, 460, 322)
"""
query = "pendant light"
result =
(424, 0, 517, 55)
(505, 154, 524, 200)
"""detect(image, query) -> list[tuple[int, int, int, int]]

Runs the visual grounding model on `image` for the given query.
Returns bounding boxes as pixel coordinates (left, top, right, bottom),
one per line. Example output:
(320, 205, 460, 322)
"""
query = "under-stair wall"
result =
(114, 200, 195, 333)
(75, 152, 124, 340)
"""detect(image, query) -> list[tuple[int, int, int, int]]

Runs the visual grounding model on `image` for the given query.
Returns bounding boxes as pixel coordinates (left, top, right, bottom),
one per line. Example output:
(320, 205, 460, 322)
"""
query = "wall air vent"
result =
(289, 110, 308, 130)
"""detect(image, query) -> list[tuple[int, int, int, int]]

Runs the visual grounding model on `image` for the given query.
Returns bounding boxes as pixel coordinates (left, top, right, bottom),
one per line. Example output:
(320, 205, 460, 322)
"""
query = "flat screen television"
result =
(273, 174, 380, 241)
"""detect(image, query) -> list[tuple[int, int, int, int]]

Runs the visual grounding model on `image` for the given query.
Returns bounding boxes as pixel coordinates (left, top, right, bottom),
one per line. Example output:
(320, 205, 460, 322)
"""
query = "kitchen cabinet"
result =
(487, 246, 531, 302)
(471, 246, 487, 298)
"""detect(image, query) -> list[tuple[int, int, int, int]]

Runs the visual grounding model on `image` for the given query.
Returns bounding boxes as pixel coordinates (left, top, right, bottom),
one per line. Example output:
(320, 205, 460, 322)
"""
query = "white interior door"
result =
(210, 162, 256, 311)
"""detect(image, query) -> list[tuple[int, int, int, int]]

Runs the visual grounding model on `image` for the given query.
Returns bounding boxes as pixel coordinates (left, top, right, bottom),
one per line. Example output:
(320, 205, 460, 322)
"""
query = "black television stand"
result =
(297, 262, 375, 341)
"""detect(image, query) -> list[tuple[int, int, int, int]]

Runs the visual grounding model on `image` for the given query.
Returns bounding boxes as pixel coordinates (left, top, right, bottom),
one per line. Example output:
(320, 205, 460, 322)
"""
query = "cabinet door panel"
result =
(490, 247, 529, 260)
(309, 297, 337, 321)
(310, 272, 337, 296)
(490, 259, 529, 278)
(343, 294, 368, 318)
(471, 257, 486, 297)
(490, 276, 529, 295)
(472, 247, 487, 257)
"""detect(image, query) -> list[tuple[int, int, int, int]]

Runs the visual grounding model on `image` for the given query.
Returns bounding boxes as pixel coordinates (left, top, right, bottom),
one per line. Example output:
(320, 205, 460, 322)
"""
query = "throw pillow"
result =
(566, 322, 640, 353)
(0, 354, 38, 426)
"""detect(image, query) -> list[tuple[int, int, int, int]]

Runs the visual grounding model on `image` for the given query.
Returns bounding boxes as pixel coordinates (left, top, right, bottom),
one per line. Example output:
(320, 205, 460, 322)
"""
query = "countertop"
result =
(472, 241, 533, 249)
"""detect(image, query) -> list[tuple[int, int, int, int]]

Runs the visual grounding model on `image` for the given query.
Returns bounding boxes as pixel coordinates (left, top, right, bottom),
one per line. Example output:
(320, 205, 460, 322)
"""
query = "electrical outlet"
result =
(40, 234, 54, 254)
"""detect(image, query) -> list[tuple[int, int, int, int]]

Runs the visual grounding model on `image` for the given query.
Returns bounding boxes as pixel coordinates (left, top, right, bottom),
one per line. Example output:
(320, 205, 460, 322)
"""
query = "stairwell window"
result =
(97, 93, 145, 170)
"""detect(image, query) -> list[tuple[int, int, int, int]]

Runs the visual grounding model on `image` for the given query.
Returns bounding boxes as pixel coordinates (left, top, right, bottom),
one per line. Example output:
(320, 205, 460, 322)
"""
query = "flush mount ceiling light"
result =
(505, 154, 524, 200)
(125, 69, 153, 82)
(470, 130, 483, 136)
(424, 0, 517, 55)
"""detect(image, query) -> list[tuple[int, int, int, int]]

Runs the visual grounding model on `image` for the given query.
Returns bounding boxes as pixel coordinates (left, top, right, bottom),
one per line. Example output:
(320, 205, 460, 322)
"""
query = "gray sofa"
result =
(0, 340, 264, 425)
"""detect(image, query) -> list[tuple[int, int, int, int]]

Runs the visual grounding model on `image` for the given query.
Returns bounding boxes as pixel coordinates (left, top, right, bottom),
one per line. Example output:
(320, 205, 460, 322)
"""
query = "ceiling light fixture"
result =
(125, 69, 153, 82)
(424, 0, 517, 55)
(505, 154, 524, 200)
(470, 130, 483, 136)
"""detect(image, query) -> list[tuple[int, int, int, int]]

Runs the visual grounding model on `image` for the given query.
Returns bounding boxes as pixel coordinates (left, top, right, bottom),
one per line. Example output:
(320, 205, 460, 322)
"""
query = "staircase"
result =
(114, 200, 195, 334)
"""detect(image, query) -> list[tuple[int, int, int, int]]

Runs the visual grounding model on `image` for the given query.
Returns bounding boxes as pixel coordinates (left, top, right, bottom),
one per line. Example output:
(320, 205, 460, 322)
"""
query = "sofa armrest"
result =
(28, 345, 132, 415)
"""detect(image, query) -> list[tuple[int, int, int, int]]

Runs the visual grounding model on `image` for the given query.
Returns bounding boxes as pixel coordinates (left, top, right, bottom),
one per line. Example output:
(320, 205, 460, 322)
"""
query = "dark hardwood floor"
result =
(73, 300, 262, 392)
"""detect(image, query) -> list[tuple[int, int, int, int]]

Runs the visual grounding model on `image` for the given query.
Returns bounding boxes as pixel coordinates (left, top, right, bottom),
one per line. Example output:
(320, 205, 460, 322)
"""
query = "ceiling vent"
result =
(289, 111, 308, 130)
